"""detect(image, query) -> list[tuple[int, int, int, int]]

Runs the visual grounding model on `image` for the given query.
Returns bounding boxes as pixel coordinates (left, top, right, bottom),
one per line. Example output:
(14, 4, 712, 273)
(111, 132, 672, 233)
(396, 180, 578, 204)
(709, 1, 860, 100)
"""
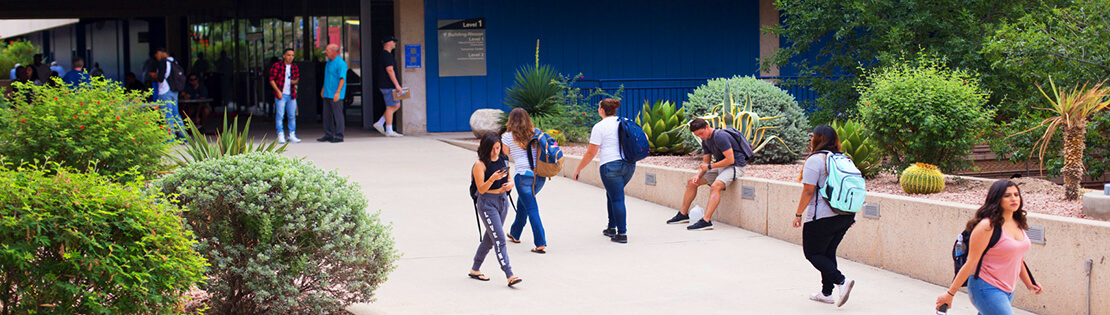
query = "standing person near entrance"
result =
(573, 98, 634, 243)
(936, 180, 1042, 314)
(61, 57, 91, 89)
(500, 108, 548, 254)
(665, 118, 747, 231)
(149, 48, 186, 140)
(31, 54, 52, 84)
(792, 125, 856, 307)
(469, 132, 522, 287)
(269, 48, 301, 144)
(372, 36, 404, 137)
(318, 44, 347, 143)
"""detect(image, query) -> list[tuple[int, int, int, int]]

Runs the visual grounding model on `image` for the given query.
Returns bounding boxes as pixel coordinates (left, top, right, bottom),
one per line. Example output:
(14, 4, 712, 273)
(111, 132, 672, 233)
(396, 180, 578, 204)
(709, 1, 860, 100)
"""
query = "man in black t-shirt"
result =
(373, 36, 405, 137)
(665, 118, 748, 231)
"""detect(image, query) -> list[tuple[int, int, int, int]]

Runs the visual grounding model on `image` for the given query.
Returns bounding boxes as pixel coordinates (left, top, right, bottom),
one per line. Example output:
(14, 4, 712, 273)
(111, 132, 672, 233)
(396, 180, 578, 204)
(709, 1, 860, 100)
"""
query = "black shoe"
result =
(316, 136, 333, 142)
(666, 212, 690, 224)
(602, 228, 616, 237)
(610, 234, 627, 243)
(328, 137, 344, 143)
(687, 219, 714, 231)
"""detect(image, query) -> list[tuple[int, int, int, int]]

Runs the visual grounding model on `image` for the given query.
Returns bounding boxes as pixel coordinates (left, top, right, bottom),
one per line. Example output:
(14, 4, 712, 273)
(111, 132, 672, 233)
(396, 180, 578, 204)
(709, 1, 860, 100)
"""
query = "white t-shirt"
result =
(502, 132, 538, 175)
(589, 116, 622, 165)
(282, 64, 292, 95)
(157, 60, 171, 95)
(802, 153, 837, 222)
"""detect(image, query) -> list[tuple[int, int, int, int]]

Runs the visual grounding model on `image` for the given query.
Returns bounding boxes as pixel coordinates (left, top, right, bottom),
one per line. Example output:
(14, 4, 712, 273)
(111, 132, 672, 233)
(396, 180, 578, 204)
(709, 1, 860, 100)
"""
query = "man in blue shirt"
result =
(62, 57, 91, 89)
(318, 44, 347, 143)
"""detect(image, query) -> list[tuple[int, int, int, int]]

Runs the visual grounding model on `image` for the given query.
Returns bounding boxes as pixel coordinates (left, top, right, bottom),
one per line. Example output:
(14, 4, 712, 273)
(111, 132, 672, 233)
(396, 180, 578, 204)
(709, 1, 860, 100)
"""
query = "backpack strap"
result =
(1024, 260, 1037, 286)
(973, 224, 1004, 278)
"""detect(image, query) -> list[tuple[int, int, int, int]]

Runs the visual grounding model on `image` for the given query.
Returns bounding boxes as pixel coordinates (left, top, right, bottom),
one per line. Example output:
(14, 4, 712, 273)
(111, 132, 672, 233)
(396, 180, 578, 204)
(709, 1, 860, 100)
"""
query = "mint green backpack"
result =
(816, 150, 867, 214)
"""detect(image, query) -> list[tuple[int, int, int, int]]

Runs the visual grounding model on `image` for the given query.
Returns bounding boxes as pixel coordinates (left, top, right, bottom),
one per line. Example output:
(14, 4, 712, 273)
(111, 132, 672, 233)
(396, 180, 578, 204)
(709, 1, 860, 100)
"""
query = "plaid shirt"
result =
(269, 61, 300, 98)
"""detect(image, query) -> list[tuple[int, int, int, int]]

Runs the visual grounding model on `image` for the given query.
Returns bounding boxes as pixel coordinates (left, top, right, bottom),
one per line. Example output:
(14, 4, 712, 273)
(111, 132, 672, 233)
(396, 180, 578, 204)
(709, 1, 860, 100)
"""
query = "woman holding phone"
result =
(469, 132, 522, 287)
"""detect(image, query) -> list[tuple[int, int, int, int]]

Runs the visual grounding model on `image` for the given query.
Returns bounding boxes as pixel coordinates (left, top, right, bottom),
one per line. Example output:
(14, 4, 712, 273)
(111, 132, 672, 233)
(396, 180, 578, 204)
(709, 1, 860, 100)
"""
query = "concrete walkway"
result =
(279, 131, 1033, 315)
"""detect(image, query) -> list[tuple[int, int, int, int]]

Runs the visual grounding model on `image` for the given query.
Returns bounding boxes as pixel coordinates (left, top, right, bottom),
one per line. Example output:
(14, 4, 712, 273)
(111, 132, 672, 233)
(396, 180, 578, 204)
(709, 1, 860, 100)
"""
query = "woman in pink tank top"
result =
(937, 180, 1043, 315)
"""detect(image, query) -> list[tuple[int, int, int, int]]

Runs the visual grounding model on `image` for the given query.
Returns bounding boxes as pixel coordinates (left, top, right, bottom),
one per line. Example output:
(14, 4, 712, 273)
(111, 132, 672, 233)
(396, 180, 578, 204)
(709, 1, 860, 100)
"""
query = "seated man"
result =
(180, 73, 212, 128)
(666, 118, 749, 230)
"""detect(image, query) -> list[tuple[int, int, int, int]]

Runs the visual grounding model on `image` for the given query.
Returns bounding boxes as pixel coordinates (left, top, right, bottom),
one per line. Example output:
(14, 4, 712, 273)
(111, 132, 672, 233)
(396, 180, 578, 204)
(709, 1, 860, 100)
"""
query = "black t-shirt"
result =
(701, 129, 746, 167)
(376, 50, 396, 89)
(469, 155, 510, 199)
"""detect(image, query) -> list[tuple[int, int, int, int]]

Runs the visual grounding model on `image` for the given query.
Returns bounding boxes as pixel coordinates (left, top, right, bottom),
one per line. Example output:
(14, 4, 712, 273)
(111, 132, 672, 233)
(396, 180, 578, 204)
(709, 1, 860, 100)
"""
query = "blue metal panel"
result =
(426, 0, 764, 132)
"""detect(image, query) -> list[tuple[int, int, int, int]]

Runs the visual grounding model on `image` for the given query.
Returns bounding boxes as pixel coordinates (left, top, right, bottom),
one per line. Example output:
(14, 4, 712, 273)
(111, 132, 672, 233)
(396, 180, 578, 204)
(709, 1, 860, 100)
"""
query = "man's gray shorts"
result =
(702, 165, 745, 189)
(380, 89, 400, 107)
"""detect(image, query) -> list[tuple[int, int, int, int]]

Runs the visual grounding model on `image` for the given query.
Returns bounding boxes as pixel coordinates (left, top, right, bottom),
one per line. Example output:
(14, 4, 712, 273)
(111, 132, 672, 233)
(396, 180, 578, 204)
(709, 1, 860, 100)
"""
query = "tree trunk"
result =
(1062, 121, 1087, 200)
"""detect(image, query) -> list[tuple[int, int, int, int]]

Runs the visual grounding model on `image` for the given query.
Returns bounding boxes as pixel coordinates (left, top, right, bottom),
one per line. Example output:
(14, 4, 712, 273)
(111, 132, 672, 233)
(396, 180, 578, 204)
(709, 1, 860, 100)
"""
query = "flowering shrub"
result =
(0, 77, 173, 182)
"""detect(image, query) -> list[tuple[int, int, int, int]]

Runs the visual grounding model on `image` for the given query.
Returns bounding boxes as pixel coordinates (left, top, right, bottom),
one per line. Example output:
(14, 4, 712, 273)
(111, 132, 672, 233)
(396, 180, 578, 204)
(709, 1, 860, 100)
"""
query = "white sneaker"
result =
(288, 132, 302, 143)
(386, 131, 404, 137)
(836, 278, 855, 307)
(277, 132, 286, 144)
(809, 293, 834, 304)
(373, 121, 386, 135)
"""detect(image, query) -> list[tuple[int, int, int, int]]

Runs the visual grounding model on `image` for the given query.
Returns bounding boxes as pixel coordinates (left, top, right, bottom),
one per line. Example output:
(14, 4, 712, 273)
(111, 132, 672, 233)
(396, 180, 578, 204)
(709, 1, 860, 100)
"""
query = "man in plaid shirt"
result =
(269, 48, 301, 143)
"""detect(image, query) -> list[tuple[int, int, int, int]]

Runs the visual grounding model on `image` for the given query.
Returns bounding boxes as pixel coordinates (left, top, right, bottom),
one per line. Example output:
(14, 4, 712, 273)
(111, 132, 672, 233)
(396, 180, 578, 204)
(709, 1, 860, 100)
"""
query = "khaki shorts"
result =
(702, 165, 744, 189)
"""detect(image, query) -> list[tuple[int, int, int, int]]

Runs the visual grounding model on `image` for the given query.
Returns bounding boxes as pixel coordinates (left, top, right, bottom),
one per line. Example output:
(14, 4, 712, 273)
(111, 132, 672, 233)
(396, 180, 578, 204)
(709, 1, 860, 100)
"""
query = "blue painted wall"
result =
(425, 0, 763, 132)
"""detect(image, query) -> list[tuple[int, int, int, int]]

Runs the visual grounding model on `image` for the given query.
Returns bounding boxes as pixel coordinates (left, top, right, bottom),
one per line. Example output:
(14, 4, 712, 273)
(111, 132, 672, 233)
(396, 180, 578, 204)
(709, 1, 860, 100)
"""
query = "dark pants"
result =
(473, 192, 513, 278)
(510, 174, 547, 247)
(601, 160, 635, 234)
(321, 98, 344, 139)
(802, 214, 855, 296)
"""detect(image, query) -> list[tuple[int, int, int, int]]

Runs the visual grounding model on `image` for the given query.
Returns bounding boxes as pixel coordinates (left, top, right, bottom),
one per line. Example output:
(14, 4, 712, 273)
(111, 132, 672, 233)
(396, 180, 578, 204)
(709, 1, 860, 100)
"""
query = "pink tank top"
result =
(978, 229, 1031, 293)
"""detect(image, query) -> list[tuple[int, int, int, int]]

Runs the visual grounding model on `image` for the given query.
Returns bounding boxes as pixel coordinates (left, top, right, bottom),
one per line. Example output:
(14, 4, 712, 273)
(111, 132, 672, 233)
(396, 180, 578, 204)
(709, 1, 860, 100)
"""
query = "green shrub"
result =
(638, 100, 693, 155)
(0, 77, 173, 182)
(0, 39, 38, 77)
(683, 76, 811, 164)
(0, 165, 205, 314)
(155, 152, 400, 314)
(533, 73, 622, 144)
(857, 54, 994, 172)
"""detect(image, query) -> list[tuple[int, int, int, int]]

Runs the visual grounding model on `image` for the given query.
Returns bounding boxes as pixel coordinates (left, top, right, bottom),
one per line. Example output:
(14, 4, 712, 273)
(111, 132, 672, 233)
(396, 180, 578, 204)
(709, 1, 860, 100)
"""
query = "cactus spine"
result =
(900, 163, 945, 194)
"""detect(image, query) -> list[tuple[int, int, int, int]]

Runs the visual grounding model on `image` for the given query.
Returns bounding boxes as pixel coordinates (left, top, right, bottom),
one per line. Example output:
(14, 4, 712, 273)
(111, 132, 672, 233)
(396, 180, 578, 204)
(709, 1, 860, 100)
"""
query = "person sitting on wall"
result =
(181, 73, 211, 129)
(665, 118, 748, 231)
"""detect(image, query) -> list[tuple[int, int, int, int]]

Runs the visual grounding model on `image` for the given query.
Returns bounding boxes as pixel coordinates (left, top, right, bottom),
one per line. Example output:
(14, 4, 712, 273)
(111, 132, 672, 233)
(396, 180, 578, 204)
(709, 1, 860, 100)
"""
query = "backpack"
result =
(816, 150, 866, 214)
(526, 128, 564, 177)
(952, 224, 1038, 287)
(166, 60, 186, 92)
(714, 129, 755, 165)
(617, 117, 650, 163)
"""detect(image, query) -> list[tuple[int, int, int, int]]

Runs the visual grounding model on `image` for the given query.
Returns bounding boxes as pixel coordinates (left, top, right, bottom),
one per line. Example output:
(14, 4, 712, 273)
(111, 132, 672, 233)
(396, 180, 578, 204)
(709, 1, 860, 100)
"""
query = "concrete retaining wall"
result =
(443, 139, 1109, 315)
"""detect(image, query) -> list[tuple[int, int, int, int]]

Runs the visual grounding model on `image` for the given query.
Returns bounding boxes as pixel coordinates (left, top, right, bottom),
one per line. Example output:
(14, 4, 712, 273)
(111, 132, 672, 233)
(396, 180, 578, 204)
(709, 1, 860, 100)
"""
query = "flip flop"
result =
(506, 235, 521, 243)
(508, 277, 523, 287)
(531, 248, 546, 254)
(468, 273, 490, 281)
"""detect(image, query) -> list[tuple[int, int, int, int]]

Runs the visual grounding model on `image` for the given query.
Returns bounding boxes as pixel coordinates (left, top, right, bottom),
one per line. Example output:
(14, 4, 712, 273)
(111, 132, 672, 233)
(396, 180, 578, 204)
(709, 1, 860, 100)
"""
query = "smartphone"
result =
(936, 303, 949, 315)
(499, 166, 511, 173)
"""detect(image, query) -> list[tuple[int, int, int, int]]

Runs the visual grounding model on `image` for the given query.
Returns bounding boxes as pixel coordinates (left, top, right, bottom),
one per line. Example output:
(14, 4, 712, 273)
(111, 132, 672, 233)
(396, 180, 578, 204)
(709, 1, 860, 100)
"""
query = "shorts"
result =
(702, 165, 744, 189)
(380, 88, 400, 107)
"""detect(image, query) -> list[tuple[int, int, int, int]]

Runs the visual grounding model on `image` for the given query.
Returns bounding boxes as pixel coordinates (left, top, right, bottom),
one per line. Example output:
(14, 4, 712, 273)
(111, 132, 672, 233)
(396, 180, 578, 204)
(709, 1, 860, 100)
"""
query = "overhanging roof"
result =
(0, 0, 382, 19)
(0, 19, 79, 39)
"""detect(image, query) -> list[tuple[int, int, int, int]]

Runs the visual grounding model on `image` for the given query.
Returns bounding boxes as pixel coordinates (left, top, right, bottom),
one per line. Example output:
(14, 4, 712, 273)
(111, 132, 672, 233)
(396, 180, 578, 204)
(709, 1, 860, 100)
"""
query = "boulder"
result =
(1082, 191, 1110, 221)
(469, 109, 505, 139)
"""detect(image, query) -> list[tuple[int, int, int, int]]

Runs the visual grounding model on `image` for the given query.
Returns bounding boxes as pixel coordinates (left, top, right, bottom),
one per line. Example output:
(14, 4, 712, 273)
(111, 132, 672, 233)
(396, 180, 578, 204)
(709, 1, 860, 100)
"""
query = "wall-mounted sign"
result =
(245, 32, 263, 41)
(404, 44, 421, 68)
(437, 18, 485, 77)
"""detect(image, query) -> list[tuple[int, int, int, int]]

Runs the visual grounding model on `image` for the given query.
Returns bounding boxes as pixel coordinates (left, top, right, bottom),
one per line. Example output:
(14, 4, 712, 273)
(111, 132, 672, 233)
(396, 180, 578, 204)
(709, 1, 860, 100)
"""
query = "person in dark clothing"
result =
(181, 73, 211, 128)
(371, 36, 404, 137)
(469, 132, 522, 287)
(62, 57, 91, 89)
(124, 72, 147, 93)
(666, 118, 748, 230)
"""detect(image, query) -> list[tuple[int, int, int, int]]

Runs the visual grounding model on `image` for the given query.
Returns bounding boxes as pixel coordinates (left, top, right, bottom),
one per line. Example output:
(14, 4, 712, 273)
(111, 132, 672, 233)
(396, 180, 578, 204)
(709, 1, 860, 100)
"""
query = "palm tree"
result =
(1011, 78, 1110, 200)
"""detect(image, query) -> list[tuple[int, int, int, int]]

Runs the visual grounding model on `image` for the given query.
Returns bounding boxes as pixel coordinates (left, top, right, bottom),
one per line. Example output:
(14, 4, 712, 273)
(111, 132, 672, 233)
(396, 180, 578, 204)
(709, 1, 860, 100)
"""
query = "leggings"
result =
(802, 214, 855, 295)
(472, 192, 513, 278)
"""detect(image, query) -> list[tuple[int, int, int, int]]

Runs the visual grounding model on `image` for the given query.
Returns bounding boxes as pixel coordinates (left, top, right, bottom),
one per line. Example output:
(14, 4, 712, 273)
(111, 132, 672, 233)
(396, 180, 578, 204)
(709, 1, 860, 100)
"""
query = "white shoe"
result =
(373, 121, 386, 135)
(288, 132, 302, 143)
(809, 293, 834, 304)
(836, 278, 855, 307)
(277, 132, 286, 144)
(386, 131, 404, 137)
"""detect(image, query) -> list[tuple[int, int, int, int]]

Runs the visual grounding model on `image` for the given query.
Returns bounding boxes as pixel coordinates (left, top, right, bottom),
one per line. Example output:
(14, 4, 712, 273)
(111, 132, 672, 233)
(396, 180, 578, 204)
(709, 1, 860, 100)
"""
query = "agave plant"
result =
(636, 100, 692, 155)
(831, 120, 882, 178)
(697, 93, 794, 155)
(503, 40, 561, 119)
(172, 113, 288, 167)
(1009, 77, 1110, 200)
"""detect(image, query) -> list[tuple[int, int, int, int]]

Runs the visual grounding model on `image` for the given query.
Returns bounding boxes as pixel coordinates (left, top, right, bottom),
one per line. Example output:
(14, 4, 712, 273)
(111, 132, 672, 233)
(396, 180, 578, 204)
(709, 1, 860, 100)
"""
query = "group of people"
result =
(466, 100, 1042, 314)
(8, 54, 97, 89)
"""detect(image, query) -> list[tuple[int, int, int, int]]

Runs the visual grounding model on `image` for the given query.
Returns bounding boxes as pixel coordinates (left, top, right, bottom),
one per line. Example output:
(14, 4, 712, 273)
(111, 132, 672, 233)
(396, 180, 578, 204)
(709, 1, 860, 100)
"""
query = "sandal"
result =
(506, 235, 521, 243)
(530, 247, 546, 254)
(468, 273, 490, 281)
(508, 276, 523, 287)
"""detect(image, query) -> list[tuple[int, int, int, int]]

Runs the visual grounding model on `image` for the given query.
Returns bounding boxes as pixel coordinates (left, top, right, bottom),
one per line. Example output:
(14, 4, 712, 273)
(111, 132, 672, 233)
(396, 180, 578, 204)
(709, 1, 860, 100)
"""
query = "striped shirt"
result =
(502, 132, 538, 175)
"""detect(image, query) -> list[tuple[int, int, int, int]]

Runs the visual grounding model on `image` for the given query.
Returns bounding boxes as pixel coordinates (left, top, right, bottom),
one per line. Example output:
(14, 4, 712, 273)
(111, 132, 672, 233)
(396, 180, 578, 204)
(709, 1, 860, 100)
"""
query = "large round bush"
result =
(0, 78, 173, 182)
(155, 152, 400, 314)
(0, 166, 205, 314)
(683, 76, 811, 164)
(857, 56, 994, 172)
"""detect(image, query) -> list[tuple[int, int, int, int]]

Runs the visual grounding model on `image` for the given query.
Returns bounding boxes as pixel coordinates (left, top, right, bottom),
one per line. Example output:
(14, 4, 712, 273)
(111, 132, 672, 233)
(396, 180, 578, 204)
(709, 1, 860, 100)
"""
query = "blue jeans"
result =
(510, 174, 546, 247)
(156, 91, 184, 136)
(601, 160, 635, 234)
(275, 94, 297, 134)
(968, 275, 1015, 315)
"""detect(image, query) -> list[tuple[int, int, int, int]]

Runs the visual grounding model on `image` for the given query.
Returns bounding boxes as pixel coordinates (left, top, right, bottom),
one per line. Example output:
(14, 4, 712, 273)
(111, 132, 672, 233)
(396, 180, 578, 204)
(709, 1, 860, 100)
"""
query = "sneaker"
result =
(277, 132, 286, 144)
(666, 212, 690, 224)
(610, 234, 627, 243)
(686, 219, 713, 231)
(316, 136, 333, 142)
(835, 278, 855, 307)
(288, 132, 302, 143)
(602, 228, 616, 237)
(809, 293, 835, 304)
(329, 137, 344, 143)
(372, 121, 386, 135)
(386, 131, 404, 137)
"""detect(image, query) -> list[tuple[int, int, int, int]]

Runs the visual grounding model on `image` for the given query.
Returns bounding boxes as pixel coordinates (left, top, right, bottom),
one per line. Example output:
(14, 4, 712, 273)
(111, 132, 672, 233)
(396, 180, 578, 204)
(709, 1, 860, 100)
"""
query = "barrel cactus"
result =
(900, 163, 945, 194)
(832, 120, 882, 178)
(636, 100, 692, 155)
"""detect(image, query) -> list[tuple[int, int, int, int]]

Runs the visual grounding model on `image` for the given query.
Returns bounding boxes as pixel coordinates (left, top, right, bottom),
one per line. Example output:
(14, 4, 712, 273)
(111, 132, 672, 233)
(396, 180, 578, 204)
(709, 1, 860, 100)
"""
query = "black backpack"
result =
(165, 60, 187, 92)
(713, 129, 755, 165)
(952, 224, 1037, 287)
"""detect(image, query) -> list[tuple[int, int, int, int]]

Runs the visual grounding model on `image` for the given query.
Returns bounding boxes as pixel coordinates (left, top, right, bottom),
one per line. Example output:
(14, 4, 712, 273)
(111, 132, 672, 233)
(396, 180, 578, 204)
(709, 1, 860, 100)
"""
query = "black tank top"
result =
(470, 155, 509, 199)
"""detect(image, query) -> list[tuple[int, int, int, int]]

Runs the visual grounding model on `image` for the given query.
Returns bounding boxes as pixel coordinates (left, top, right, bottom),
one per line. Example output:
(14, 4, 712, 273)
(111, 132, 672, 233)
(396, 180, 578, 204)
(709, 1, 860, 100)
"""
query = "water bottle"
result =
(954, 235, 966, 257)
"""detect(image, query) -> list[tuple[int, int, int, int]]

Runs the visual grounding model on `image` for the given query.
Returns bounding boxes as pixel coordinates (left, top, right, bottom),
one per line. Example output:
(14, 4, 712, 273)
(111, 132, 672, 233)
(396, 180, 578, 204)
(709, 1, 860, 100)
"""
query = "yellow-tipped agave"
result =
(692, 92, 794, 155)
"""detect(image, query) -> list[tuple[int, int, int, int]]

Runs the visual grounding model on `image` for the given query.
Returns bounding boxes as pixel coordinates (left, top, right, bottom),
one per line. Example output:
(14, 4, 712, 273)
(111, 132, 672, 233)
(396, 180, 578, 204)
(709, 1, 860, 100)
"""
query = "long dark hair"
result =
(798, 125, 841, 181)
(966, 180, 1028, 231)
(477, 132, 500, 165)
